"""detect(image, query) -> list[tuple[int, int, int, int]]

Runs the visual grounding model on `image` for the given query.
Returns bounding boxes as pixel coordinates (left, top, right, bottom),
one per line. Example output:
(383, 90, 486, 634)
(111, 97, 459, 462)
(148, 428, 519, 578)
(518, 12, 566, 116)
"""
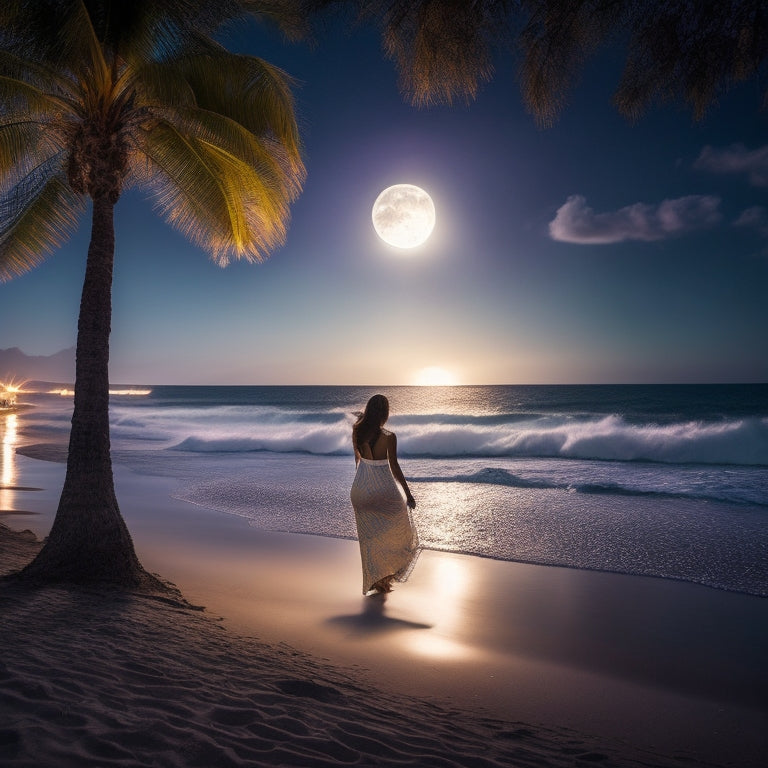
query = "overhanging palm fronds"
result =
(300, 0, 768, 124)
(303, 0, 516, 106)
(377, 0, 512, 106)
(519, 0, 768, 124)
(614, 0, 768, 120)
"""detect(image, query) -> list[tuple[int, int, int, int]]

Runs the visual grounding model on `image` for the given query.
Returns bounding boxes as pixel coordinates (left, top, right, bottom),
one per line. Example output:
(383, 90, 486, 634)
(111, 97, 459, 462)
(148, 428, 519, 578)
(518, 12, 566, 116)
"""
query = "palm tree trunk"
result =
(21, 194, 148, 586)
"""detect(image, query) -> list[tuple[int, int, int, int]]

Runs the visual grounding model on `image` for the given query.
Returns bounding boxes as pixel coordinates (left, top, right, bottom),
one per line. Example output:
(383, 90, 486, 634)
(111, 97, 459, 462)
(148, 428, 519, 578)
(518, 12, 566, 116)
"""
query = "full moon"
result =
(372, 184, 435, 248)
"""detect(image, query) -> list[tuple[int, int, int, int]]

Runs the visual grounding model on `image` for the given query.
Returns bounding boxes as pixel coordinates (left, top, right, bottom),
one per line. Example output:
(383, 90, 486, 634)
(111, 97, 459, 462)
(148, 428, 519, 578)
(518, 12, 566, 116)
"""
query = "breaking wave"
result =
(161, 411, 768, 467)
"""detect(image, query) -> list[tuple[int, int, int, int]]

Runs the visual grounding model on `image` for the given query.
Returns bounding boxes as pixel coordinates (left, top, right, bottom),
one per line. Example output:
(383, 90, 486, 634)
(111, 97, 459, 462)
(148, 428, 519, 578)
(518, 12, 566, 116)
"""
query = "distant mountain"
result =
(0, 347, 75, 383)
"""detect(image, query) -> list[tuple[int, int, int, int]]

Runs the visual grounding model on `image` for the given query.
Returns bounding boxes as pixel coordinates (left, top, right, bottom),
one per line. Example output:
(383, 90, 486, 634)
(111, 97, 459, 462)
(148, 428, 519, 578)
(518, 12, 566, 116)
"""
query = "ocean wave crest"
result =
(412, 465, 768, 507)
(98, 402, 768, 467)
(400, 415, 768, 466)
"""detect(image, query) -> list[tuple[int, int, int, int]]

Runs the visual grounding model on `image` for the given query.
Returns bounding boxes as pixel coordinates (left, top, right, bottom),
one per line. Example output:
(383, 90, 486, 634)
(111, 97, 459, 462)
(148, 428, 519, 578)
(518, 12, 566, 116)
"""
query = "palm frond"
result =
(57, 0, 111, 96)
(519, 0, 627, 127)
(0, 49, 77, 101)
(9, 0, 113, 94)
(0, 73, 77, 125)
(615, 0, 768, 120)
(519, 0, 768, 124)
(0, 173, 84, 281)
(137, 124, 295, 264)
(170, 49, 303, 172)
(140, 103, 303, 198)
(301, 0, 517, 107)
(381, 0, 501, 106)
(85, 0, 249, 65)
(122, 61, 198, 108)
(239, 0, 310, 42)
(0, 121, 67, 191)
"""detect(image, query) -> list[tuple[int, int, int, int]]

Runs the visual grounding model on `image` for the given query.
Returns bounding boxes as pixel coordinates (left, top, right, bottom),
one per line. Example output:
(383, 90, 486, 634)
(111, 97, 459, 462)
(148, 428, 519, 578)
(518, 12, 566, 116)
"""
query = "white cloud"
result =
(694, 144, 768, 186)
(735, 206, 768, 236)
(548, 195, 722, 244)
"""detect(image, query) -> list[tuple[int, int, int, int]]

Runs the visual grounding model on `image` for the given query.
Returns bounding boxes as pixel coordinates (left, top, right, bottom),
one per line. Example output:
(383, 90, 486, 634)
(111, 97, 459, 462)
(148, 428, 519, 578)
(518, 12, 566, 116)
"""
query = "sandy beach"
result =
(2, 451, 767, 767)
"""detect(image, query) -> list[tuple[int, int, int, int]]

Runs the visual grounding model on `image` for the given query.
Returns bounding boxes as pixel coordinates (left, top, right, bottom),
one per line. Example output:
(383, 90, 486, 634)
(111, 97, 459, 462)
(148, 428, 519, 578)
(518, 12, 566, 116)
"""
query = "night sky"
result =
(2, 16, 767, 385)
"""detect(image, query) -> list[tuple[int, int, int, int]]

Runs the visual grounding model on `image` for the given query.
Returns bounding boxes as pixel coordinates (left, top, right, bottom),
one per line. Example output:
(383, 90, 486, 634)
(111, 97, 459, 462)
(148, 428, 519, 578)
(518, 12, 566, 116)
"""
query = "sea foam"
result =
(26, 393, 768, 467)
(156, 412, 768, 466)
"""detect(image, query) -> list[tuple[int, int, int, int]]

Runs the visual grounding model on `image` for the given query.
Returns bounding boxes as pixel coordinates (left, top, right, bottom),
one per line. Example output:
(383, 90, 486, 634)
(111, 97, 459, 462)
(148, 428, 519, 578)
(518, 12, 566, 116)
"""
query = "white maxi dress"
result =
(350, 457, 420, 594)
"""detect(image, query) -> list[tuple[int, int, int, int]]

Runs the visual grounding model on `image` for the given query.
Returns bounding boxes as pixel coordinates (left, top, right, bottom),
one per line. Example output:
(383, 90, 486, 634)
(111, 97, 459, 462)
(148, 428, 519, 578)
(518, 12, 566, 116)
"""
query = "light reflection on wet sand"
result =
(1, 413, 18, 510)
(397, 554, 479, 661)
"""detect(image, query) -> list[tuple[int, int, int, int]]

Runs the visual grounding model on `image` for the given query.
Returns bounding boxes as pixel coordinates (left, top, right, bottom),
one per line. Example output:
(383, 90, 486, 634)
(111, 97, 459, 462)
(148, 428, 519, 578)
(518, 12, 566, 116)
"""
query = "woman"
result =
(350, 394, 419, 595)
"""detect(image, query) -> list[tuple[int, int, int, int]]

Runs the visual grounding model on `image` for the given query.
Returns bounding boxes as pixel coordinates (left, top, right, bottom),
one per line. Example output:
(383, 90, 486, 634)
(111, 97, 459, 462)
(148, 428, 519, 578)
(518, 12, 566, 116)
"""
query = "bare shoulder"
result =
(383, 430, 397, 449)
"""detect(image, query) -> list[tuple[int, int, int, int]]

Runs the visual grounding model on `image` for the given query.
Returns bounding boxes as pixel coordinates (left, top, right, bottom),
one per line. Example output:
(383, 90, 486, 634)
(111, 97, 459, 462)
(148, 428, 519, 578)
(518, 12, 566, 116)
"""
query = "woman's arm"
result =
(386, 432, 415, 509)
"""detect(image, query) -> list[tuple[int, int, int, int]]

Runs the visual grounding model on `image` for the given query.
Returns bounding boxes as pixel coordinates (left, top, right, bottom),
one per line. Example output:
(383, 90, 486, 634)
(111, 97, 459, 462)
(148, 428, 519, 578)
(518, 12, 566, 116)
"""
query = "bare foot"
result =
(371, 575, 394, 594)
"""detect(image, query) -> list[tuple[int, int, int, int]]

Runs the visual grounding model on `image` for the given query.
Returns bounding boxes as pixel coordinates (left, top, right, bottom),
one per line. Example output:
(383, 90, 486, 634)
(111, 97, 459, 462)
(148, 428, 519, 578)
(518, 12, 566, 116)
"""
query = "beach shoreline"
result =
(2, 451, 768, 767)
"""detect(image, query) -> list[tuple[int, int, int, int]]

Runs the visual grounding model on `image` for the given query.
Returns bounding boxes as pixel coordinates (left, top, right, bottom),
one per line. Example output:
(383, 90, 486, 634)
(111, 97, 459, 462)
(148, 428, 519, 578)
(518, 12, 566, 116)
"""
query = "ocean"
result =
(10, 383, 768, 596)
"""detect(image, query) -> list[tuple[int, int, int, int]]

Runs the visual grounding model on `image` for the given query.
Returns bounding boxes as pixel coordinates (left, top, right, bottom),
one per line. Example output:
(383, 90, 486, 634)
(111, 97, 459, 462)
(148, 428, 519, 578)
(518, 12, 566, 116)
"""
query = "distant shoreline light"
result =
(48, 388, 152, 397)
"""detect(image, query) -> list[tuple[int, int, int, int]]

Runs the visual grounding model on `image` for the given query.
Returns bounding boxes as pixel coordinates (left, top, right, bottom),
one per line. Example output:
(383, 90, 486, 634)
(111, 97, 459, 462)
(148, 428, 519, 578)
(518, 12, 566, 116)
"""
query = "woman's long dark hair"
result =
(352, 394, 389, 452)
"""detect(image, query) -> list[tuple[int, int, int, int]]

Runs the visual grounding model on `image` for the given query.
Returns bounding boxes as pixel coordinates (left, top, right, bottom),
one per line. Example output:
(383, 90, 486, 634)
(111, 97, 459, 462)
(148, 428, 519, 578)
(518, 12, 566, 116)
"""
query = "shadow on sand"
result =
(326, 593, 432, 638)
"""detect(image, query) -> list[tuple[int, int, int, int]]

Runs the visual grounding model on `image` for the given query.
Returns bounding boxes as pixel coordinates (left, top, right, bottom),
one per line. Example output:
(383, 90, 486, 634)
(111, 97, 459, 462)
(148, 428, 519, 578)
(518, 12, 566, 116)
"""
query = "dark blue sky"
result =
(2, 17, 766, 384)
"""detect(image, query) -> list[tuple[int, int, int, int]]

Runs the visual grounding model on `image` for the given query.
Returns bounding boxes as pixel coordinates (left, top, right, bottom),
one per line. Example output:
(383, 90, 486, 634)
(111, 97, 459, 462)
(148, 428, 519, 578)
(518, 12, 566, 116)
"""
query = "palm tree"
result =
(0, 0, 304, 587)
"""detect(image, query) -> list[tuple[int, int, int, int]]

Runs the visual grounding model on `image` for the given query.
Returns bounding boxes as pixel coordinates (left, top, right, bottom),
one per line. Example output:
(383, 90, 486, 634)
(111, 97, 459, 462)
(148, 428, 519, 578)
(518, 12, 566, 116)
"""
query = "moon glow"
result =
(372, 184, 436, 248)
(415, 366, 457, 386)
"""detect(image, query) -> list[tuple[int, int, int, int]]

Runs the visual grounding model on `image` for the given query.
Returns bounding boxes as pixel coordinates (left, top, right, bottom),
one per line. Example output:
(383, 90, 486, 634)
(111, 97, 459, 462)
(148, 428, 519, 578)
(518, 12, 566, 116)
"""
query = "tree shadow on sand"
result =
(326, 593, 432, 638)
